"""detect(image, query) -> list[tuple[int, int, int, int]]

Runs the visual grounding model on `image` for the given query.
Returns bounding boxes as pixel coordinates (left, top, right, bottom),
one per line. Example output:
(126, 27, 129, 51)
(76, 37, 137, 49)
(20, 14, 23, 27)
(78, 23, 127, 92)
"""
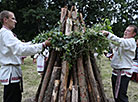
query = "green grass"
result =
(0, 56, 138, 102)
(21, 57, 41, 101)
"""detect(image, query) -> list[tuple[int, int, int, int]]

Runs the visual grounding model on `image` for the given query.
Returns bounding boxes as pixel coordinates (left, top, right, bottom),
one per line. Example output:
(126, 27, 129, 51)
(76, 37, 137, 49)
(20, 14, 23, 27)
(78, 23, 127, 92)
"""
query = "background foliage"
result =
(0, 0, 138, 41)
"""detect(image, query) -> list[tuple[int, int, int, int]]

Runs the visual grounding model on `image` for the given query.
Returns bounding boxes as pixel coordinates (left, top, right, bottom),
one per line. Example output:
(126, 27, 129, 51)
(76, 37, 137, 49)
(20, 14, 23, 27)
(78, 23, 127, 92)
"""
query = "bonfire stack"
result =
(34, 6, 108, 102)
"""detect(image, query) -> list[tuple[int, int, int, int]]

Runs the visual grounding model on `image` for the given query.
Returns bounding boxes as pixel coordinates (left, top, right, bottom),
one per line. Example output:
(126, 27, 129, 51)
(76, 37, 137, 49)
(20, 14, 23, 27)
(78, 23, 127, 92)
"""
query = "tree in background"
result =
(0, 0, 137, 41)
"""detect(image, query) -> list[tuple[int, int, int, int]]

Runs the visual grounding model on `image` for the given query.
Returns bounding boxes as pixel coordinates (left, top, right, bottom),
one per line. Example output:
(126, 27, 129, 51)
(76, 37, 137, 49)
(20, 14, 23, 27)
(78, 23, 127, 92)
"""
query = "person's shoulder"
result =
(129, 38, 136, 42)
(1, 28, 13, 37)
(124, 38, 135, 41)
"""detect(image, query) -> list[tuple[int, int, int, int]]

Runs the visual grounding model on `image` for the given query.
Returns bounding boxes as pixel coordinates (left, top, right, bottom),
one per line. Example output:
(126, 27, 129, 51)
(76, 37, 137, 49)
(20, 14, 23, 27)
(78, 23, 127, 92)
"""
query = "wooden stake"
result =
(51, 80, 60, 102)
(77, 56, 89, 102)
(90, 54, 108, 102)
(43, 67, 61, 102)
(38, 50, 58, 102)
(58, 60, 69, 102)
(84, 55, 100, 102)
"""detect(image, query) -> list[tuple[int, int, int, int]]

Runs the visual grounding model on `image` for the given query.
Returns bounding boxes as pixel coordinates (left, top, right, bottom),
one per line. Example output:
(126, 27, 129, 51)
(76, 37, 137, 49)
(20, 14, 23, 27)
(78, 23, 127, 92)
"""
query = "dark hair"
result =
(0, 10, 11, 24)
(128, 25, 138, 34)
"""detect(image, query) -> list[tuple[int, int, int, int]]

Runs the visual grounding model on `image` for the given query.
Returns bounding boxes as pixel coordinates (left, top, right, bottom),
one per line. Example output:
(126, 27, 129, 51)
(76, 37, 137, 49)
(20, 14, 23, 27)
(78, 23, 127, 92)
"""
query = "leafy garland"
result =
(32, 19, 114, 64)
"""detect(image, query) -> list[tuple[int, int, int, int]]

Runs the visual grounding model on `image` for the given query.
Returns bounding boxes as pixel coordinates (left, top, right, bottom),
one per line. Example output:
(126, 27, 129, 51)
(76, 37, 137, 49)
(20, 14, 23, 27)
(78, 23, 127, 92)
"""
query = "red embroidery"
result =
(133, 64, 138, 67)
(37, 65, 43, 68)
(11, 77, 20, 80)
(113, 70, 132, 75)
(0, 79, 8, 83)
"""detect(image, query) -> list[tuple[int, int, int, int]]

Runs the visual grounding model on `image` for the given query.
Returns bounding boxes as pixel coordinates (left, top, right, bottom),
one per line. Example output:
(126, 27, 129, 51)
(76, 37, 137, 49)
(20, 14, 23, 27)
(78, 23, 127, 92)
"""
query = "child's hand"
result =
(33, 58, 36, 63)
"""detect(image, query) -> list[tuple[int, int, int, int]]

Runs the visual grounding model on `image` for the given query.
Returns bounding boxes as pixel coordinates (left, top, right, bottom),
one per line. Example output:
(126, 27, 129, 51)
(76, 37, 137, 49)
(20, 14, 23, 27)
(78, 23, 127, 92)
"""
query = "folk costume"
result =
(131, 46, 138, 82)
(34, 49, 49, 74)
(107, 32, 136, 102)
(0, 27, 45, 102)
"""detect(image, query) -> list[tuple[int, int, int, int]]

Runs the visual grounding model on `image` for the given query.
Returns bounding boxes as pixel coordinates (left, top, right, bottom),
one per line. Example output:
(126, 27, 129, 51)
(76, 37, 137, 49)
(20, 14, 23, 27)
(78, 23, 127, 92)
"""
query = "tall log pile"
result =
(34, 6, 109, 102)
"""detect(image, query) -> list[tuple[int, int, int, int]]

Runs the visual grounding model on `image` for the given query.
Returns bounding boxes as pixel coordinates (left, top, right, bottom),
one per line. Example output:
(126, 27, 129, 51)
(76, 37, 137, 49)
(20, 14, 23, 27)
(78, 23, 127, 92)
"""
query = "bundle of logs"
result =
(34, 6, 109, 102)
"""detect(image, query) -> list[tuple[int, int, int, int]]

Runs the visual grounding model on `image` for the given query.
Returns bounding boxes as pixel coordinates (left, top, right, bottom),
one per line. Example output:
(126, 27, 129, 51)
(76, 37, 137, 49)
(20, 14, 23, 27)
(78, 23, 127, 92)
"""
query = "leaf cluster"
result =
(32, 19, 113, 64)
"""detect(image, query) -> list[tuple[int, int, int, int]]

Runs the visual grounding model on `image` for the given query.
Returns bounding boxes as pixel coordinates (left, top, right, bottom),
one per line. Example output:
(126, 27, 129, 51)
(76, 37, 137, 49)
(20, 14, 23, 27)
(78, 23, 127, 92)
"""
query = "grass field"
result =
(0, 56, 138, 102)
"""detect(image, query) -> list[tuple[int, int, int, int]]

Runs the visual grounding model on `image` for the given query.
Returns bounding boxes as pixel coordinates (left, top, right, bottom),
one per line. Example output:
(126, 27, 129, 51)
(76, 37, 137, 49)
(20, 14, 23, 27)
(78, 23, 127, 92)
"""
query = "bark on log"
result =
(72, 85, 78, 102)
(87, 79, 95, 102)
(72, 63, 78, 102)
(72, 63, 78, 85)
(79, 13, 85, 33)
(66, 89, 71, 102)
(43, 67, 61, 102)
(84, 55, 100, 102)
(51, 80, 60, 102)
(77, 56, 89, 102)
(34, 50, 51, 102)
(72, 7, 79, 32)
(60, 7, 68, 33)
(58, 61, 69, 102)
(90, 53, 108, 102)
(65, 17, 72, 35)
(38, 50, 58, 102)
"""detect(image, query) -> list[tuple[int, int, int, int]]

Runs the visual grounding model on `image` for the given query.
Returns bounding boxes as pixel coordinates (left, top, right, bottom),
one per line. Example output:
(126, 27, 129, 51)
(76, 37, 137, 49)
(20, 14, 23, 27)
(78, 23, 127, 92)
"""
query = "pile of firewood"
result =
(34, 6, 109, 102)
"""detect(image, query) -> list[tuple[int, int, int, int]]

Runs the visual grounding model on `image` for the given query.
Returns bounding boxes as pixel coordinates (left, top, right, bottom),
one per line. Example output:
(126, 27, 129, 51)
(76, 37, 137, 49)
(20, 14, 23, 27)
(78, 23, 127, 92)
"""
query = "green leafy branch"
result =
(32, 19, 113, 64)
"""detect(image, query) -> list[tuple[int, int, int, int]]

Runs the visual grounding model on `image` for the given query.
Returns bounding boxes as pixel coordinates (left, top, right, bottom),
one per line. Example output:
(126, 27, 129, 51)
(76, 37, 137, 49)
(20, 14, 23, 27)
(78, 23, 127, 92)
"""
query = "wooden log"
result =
(60, 7, 68, 33)
(65, 14, 72, 35)
(79, 13, 85, 33)
(69, 75, 73, 90)
(77, 56, 89, 102)
(43, 67, 61, 102)
(72, 85, 78, 102)
(90, 53, 108, 102)
(72, 63, 78, 85)
(34, 50, 51, 102)
(65, 74, 73, 102)
(72, 6, 79, 32)
(58, 60, 69, 102)
(87, 79, 94, 102)
(66, 89, 71, 102)
(84, 55, 100, 102)
(51, 80, 60, 102)
(38, 50, 58, 102)
(72, 63, 78, 102)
